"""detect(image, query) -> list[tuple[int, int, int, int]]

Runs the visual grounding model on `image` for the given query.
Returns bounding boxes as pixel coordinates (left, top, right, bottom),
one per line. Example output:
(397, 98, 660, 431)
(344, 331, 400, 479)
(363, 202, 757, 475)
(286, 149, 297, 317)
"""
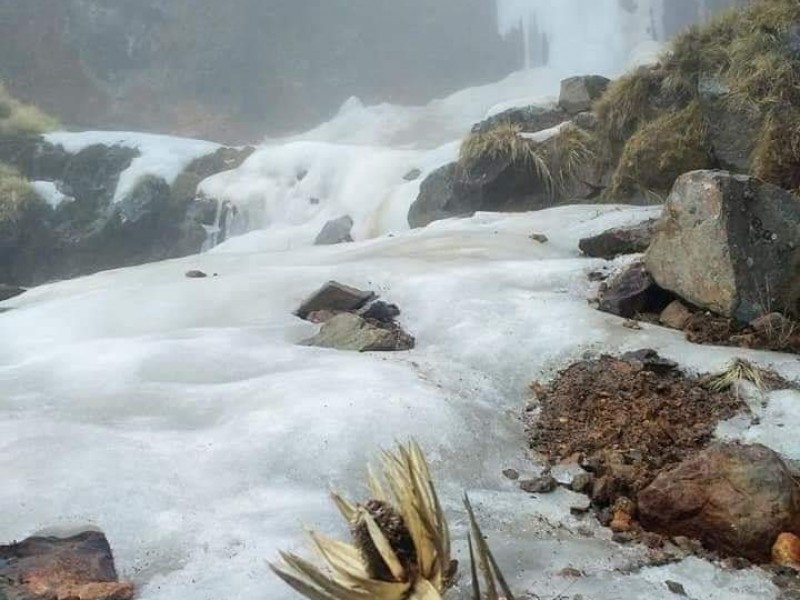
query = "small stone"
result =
(403, 168, 422, 181)
(571, 473, 593, 494)
(660, 300, 693, 330)
(610, 509, 634, 533)
(751, 312, 793, 334)
(665, 580, 688, 596)
(502, 468, 520, 481)
(612, 532, 637, 544)
(773, 533, 800, 570)
(530, 233, 549, 243)
(520, 475, 558, 494)
(623, 319, 642, 330)
(558, 567, 583, 578)
(185, 270, 208, 278)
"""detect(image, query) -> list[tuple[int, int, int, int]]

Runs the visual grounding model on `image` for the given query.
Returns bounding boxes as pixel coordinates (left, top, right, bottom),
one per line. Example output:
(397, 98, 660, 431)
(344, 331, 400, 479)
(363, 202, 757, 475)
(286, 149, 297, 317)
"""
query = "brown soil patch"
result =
(525, 351, 747, 506)
(684, 312, 800, 354)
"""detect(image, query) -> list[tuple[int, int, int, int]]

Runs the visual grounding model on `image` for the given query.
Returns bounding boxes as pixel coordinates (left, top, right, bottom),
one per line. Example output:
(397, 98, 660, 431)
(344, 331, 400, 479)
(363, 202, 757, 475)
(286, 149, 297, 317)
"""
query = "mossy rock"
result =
(608, 103, 714, 200)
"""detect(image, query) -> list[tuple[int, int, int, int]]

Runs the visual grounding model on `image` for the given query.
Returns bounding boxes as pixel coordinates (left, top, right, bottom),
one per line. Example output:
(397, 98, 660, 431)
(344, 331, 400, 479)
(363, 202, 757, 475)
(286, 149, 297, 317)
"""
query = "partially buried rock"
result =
(579, 219, 656, 259)
(300, 312, 415, 352)
(295, 281, 376, 321)
(520, 475, 558, 494)
(598, 262, 671, 319)
(185, 270, 207, 279)
(0, 530, 134, 600)
(638, 442, 800, 562)
(660, 300, 693, 330)
(0, 284, 25, 302)
(314, 215, 354, 246)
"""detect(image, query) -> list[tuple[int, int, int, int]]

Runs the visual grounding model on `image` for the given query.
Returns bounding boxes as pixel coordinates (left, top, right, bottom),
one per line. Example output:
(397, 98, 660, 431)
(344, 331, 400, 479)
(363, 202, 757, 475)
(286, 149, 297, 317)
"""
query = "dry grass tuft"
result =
(704, 358, 767, 393)
(0, 82, 59, 138)
(0, 163, 40, 225)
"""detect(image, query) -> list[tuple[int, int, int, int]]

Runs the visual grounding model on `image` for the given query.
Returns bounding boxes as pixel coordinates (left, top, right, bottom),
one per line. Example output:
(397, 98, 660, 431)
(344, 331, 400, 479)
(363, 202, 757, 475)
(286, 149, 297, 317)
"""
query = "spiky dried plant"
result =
(270, 441, 455, 600)
(464, 494, 515, 600)
(705, 358, 767, 393)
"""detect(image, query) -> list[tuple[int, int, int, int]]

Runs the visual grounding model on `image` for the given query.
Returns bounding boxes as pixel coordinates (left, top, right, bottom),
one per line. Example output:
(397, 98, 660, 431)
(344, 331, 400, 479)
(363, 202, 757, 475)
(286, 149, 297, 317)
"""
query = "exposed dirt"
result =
(525, 351, 747, 506)
(684, 311, 800, 354)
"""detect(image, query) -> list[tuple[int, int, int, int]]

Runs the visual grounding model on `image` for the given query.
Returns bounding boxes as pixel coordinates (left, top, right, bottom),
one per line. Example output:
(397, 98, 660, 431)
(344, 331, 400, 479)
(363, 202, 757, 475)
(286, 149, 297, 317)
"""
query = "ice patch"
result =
(44, 131, 220, 203)
(30, 180, 73, 208)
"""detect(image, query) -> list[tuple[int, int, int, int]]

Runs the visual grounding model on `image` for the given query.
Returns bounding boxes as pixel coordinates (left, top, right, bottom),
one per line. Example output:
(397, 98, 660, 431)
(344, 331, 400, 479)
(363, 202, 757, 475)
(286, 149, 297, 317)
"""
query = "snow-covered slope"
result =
(1, 205, 797, 600)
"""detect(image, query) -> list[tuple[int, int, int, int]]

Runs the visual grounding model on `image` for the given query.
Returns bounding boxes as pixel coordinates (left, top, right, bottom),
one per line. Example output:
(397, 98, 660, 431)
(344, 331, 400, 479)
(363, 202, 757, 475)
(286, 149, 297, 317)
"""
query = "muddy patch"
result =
(525, 351, 747, 505)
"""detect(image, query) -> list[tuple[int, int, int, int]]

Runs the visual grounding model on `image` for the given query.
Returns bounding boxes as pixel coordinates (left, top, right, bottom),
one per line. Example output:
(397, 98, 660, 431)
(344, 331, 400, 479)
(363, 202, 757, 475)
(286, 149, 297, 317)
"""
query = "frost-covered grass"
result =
(0, 204, 795, 600)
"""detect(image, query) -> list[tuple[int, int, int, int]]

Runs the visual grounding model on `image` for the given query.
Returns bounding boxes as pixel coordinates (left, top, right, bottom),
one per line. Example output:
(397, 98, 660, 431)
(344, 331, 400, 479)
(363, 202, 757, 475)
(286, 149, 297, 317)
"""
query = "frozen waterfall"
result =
(495, 0, 665, 75)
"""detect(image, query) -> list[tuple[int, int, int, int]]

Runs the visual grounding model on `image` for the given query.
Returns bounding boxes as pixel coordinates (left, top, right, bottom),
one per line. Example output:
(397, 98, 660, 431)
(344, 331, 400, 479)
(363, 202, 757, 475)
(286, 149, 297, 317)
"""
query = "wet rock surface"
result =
(0, 531, 133, 600)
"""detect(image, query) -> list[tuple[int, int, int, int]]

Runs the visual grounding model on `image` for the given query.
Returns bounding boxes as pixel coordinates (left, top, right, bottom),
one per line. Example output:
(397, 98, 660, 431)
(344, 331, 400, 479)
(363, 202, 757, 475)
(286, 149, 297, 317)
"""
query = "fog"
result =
(0, 0, 742, 142)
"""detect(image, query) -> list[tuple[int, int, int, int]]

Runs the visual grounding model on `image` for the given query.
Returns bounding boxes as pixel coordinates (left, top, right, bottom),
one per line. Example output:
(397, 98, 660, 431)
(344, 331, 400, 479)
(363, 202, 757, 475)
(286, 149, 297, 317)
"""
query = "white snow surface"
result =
(44, 131, 220, 204)
(1, 205, 797, 600)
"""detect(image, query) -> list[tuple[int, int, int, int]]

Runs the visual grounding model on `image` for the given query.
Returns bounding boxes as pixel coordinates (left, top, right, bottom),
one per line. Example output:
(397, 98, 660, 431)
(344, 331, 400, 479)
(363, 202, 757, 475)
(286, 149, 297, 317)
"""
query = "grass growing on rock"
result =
(0, 163, 40, 225)
(0, 83, 59, 138)
(594, 0, 800, 199)
(458, 121, 594, 198)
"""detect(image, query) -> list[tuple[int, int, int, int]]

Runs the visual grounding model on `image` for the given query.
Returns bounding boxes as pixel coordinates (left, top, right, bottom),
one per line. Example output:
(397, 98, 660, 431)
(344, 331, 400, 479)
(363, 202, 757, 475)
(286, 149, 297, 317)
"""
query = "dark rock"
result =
(300, 312, 415, 352)
(407, 163, 466, 229)
(0, 531, 134, 600)
(665, 580, 688, 596)
(471, 104, 566, 135)
(559, 76, 611, 115)
(295, 281, 376, 321)
(314, 215, 354, 246)
(185, 270, 208, 279)
(598, 262, 672, 319)
(520, 475, 558, 494)
(638, 442, 800, 562)
(621, 349, 678, 374)
(359, 300, 401, 324)
(646, 171, 800, 323)
(579, 219, 656, 259)
(502, 468, 520, 481)
(403, 168, 422, 181)
(530, 233, 548, 243)
(0, 284, 25, 302)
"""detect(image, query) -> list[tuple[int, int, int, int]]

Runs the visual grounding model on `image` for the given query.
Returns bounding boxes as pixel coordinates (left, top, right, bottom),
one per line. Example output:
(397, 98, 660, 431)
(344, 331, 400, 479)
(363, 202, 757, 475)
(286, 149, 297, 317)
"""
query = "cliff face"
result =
(0, 0, 515, 143)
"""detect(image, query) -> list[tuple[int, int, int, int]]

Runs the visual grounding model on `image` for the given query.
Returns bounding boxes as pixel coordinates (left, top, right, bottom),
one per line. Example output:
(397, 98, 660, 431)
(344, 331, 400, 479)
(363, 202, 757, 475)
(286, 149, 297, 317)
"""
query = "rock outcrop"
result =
(0, 137, 250, 285)
(0, 530, 134, 600)
(645, 170, 800, 323)
(638, 442, 800, 562)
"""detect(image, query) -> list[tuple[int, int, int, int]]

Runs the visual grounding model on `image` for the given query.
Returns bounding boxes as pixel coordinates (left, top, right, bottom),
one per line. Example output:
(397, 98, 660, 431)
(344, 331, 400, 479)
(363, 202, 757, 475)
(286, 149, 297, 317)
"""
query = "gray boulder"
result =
(295, 281, 376, 320)
(407, 163, 467, 229)
(579, 219, 656, 259)
(645, 170, 800, 323)
(559, 76, 610, 115)
(301, 312, 415, 352)
(314, 215, 354, 245)
(598, 262, 671, 319)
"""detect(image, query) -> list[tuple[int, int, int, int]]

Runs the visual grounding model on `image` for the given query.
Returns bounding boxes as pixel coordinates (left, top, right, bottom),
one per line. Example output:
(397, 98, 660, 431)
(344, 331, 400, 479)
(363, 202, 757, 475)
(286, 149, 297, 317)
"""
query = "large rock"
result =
(407, 163, 469, 229)
(579, 219, 656, 259)
(295, 281, 376, 320)
(645, 171, 800, 323)
(0, 531, 134, 600)
(559, 75, 610, 115)
(638, 443, 800, 561)
(301, 312, 415, 352)
(314, 215, 354, 245)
